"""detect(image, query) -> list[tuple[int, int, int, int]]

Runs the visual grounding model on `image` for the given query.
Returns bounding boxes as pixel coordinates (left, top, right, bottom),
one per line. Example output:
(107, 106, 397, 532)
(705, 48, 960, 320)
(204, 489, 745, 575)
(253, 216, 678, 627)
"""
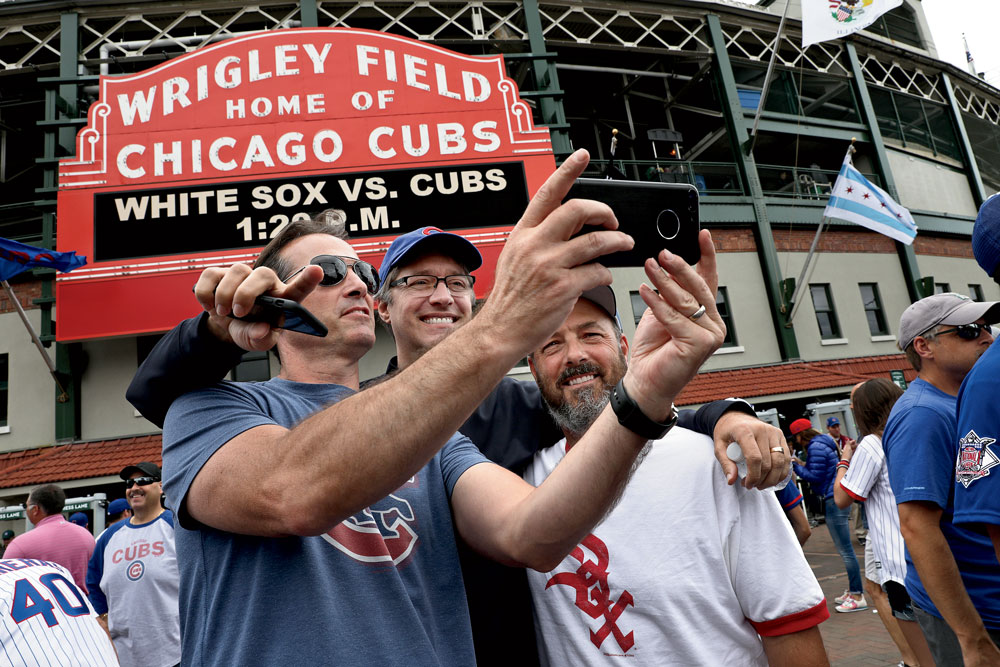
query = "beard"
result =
(538, 354, 627, 439)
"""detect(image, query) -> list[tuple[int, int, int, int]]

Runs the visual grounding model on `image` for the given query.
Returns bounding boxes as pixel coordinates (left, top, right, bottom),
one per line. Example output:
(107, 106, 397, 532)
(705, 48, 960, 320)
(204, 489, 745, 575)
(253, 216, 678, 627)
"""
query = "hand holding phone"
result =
(564, 178, 701, 266)
(230, 295, 328, 337)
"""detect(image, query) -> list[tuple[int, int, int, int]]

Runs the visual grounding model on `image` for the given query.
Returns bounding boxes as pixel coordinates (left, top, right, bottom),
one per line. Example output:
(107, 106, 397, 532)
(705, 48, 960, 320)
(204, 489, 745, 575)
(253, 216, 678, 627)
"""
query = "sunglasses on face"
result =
(934, 323, 991, 341)
(287, 255, 379, 295)
(125, 476, 158, 489)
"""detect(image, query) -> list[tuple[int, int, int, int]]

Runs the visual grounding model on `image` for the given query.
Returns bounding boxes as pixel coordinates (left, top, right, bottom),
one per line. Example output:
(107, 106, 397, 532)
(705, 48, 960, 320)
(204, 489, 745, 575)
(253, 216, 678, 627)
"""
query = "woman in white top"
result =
(835, 378, 933, 667)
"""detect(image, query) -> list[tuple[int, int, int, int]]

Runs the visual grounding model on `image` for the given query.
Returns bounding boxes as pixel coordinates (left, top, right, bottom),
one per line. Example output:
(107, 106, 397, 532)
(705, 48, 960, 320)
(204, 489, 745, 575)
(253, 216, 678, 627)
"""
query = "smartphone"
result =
(564, 178, 701, 266)
(232, 295, 328, 337)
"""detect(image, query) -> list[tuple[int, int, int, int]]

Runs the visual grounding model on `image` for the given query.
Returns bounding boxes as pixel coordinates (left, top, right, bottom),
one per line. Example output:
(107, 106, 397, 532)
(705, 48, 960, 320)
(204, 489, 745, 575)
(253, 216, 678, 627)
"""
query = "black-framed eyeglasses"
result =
(125, 476, 158, 489)
(388, 274, 476, 296)
(933, 323, 992, 341)
(287, 255, 379, 295)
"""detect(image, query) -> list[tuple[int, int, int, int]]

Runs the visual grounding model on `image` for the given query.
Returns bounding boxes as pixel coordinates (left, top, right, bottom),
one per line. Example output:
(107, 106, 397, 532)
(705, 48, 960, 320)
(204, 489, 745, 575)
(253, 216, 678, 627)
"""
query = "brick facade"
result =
(0, 279, 41, 314)
(712, 227, 966, 257)
(913, 235, 975, 259)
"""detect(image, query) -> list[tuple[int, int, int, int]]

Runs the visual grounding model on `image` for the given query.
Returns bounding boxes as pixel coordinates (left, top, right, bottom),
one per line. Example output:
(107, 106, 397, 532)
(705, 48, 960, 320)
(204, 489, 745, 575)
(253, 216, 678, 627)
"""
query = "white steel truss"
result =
(952, 84, 1000, 126)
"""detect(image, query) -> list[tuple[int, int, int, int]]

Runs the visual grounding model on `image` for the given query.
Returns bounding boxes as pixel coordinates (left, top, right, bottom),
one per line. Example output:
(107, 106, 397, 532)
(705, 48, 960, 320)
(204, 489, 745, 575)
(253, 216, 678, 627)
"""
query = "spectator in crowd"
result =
(0, 530, 14, 557)
(884, 292, 1000, 664)
(69, 512, 89, 530)
(0, 559, 118, 665)
(105, 498, 132, 530)
(956, 194, 1000, 562)
(522, 286, 829, 665)
(828, 416, 867, 545)
(87, 462, 180, 667)
(777, 478, 812, 546)
(834, 379, 932, 666)
(792, 418, 865, 611)
(3, 484, 95, 592)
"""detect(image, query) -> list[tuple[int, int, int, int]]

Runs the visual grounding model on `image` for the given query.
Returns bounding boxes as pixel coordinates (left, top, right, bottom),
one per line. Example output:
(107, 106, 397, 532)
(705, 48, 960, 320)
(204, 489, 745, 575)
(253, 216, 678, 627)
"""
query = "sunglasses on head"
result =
(125, 476, 158, 489)
(934, 323, 991, 341)
(287, 255, 379, 295)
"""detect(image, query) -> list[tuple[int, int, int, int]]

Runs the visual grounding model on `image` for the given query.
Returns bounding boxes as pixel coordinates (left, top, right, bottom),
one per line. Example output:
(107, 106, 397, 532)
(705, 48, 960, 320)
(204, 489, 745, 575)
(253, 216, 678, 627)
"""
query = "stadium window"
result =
(231, 350, 271, 382)
(864, 4, 923, 49)
(809, 284, 841, 339)
(969, 284, 985, 302)
(859, 283, 889, 336)
(716, 287, 738, 347)
(0, 354, 7, 428)
(934, 282, 951, 294)
(630, 291, 647, 326)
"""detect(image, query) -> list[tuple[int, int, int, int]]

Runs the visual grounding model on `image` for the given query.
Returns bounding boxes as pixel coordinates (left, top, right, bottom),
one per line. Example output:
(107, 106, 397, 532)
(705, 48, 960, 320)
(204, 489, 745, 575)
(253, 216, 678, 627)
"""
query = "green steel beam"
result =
(942, 72, 988, 207)
(299, 0, 319, 28)
(846, 43, 921, 303)
(522, 0, 572, 156)
(707, 15, 799, 360)
(747, 116, 870, 142)
(54, 343, 83, 442)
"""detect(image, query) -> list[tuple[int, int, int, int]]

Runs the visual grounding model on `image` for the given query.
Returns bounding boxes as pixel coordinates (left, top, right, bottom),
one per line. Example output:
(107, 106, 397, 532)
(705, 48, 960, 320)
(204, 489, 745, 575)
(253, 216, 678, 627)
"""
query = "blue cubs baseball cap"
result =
(974, 194, 1000, 277)
(378, 227, 482, 287)
(68, 512, 88, 527)
(107, 498, 130, 515)
(826, 416, 840, 427)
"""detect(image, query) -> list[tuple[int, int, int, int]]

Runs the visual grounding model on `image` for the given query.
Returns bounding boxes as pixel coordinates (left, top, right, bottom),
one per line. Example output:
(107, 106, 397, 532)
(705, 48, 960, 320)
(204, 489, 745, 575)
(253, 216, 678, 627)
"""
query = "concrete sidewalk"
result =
(803, 520, 909, 666)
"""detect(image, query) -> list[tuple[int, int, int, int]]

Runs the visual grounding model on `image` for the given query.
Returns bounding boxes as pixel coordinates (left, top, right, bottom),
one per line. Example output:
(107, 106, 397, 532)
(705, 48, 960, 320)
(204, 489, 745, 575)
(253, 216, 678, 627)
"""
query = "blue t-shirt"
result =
(883, 378, 1000, 629)
(162, 378, 488, 666)
(776, 483, 803, 511)
(955, 342, 1000, 527)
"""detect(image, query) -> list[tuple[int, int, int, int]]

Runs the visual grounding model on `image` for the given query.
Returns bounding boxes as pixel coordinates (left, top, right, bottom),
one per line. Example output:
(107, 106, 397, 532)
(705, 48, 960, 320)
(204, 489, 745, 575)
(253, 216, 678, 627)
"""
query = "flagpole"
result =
(2, 280, 69, 402)
(746, 0, 792, 155)
(784, 142, 857, 321)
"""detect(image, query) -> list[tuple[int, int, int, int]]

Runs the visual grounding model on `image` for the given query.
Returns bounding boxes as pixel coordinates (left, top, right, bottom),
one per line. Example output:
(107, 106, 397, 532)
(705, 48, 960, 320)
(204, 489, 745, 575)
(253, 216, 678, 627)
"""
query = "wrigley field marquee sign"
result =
(56, 28, 555, 340)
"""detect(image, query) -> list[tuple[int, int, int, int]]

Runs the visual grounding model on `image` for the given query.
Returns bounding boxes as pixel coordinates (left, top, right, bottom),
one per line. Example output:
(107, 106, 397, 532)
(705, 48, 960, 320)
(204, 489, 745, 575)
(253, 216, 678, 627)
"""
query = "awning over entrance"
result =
(676, 354, 916, 406)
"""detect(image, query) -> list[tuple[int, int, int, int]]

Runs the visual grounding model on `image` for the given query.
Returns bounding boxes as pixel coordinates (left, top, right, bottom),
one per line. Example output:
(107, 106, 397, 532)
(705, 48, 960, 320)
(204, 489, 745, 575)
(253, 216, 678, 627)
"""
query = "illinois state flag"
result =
(824, 155, 917, 245)
(802, 0, 903, 48)
(0, 237, 87, 282)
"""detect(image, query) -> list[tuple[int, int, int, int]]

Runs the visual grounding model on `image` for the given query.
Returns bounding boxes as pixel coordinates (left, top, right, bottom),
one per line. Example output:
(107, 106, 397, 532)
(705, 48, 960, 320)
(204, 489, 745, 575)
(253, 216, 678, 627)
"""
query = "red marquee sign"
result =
(56, 27, 554, 341)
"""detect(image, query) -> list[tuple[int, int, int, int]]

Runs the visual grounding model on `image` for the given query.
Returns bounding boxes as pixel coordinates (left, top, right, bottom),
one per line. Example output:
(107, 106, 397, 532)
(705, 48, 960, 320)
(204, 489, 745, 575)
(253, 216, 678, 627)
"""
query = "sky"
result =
(922, 0, 1000, 88)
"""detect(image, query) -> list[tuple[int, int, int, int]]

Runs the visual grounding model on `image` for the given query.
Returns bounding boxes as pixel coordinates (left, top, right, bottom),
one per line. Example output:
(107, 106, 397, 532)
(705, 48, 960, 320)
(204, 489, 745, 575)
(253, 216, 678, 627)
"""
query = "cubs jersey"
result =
(87, 511, 180, 667)
(838, 434, 906, 585)
(955, 341, 1000, 526)
(0, 559, 117, 666)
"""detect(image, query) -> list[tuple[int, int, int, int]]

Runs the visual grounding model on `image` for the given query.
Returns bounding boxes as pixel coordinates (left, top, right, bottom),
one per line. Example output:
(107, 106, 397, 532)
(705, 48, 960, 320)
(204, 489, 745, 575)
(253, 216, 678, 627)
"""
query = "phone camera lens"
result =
(656, 209, 681, 241)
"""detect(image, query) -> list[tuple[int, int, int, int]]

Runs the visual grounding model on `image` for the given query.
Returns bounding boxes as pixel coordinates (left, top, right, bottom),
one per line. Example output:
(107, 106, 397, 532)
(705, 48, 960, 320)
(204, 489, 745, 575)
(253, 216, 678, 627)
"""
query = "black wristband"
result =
(609, 379, 678, 440)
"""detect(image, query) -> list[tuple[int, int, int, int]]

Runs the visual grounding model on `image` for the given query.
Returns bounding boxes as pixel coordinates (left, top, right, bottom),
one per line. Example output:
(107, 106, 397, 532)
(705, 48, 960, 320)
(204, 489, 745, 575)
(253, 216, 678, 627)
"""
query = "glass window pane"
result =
(716, 287, 737, 347)
(934, 282, 951, 294)
(630, 291, 646, 326)
(810, 285, 830, 311)
(969, 284, 985, 302)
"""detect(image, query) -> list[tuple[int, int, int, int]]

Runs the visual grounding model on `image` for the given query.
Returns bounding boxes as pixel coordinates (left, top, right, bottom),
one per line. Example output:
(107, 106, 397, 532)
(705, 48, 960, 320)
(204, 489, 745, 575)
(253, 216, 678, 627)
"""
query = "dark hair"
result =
(254, 209, 349, 280)
(796, 427, 821, 442)
(28, 484, 65, 516)
(852, 378, 904, 438)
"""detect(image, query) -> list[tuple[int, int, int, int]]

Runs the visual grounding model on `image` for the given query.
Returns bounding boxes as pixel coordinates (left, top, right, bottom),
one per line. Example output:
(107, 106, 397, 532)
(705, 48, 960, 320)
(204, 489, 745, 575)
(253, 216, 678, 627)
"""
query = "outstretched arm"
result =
(761, 628, 829, 667)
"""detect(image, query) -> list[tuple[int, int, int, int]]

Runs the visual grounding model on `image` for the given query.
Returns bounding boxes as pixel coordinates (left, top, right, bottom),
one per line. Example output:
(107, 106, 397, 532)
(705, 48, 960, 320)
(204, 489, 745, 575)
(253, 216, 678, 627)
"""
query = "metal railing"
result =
(581, 160, 744, 195)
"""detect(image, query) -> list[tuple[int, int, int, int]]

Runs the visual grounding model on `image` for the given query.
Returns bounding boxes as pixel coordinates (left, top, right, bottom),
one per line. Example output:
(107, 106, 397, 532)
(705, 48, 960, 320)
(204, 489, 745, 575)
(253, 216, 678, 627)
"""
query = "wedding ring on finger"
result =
(688, 304, 707, 321)
(770, 446, 784, 454)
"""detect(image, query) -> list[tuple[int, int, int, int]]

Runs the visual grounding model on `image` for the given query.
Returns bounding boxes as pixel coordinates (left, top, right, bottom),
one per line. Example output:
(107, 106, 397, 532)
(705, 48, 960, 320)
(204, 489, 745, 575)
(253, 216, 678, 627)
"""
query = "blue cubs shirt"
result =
(883, 378, 1000, 629)
(955, 342, 1000, 527)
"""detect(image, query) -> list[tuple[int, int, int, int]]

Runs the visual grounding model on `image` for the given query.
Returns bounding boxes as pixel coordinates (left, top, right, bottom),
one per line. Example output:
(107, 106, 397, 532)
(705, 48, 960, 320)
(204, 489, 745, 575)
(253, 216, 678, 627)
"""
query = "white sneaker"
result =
(833, 589, 851, 604)
(835, 595, 868, 613)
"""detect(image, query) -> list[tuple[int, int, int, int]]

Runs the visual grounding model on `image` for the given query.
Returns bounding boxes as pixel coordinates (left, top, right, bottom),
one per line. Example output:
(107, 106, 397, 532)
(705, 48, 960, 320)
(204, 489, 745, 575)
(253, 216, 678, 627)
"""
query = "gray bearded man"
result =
(522, 285, 831, 667)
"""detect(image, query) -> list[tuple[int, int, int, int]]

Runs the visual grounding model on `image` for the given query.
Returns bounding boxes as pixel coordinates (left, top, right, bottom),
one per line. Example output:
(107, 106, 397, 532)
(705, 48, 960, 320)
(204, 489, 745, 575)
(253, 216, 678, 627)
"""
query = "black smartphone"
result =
(232, 295, 328, 337)
(564, 178, 701, 266)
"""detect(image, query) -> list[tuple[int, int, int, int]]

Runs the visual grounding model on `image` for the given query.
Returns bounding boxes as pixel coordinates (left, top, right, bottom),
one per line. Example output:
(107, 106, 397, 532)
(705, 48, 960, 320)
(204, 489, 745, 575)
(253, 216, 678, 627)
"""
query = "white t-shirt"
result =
(839, 434, 907, 585)
(523, 427, 827, 666)
(0, 559, 117, 666)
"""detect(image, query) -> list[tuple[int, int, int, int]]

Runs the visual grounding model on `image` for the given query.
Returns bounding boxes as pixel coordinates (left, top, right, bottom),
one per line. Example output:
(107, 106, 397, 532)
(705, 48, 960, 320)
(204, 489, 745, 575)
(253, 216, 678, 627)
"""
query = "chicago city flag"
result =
(802, 0, 903, 48)
(0, 237, 87, 282)
(824, 155, 917, 245)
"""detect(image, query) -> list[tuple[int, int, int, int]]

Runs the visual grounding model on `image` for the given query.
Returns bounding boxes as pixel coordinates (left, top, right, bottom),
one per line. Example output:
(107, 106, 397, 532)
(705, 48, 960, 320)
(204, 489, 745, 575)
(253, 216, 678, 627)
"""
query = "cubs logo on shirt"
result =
(956, 430, 999, 488)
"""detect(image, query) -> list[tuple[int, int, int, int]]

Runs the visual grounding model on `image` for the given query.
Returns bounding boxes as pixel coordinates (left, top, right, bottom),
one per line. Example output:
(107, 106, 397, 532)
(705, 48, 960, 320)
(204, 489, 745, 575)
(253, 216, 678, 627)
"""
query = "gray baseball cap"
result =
(580, 286, 623, 330)
(897, 292, 1000, 350)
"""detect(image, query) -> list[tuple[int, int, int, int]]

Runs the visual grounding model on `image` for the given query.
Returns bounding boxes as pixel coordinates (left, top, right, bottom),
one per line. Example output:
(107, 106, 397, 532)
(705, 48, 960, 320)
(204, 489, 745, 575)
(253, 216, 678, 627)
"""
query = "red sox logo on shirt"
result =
(956, 430, 998, 488)
(322, 476, 420, 566)
(546, 534, 635, 653)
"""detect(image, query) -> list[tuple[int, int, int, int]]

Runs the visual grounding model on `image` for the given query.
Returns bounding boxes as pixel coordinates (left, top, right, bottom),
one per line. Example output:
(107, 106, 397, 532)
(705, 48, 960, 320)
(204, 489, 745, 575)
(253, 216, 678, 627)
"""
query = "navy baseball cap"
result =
(1, 530, 13, 540)
(378, 227, 482, 287)
(107, 498, 130, 515)
(68, 512, 87, 527)
(974, 194, 1000, 276)
(826, 416, 840, 427)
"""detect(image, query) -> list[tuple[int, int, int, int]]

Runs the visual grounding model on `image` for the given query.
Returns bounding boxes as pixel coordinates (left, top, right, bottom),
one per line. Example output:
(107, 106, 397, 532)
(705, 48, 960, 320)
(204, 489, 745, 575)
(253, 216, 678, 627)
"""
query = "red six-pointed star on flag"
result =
(881, 202, 887, 207)
(846, 186, 854, 194)
(863, 192, 870, 199)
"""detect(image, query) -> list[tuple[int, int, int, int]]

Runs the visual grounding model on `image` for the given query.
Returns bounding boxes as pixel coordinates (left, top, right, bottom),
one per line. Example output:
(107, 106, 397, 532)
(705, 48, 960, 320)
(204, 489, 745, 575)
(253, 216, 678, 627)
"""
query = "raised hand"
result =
(193, 262, 324, 351)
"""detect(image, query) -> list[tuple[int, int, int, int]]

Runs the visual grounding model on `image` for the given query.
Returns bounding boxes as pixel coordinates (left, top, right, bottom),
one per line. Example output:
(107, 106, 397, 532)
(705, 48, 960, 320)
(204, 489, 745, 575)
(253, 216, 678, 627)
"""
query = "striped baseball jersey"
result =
(0, 559, 117, 666)
(838, 434, 907, 585)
